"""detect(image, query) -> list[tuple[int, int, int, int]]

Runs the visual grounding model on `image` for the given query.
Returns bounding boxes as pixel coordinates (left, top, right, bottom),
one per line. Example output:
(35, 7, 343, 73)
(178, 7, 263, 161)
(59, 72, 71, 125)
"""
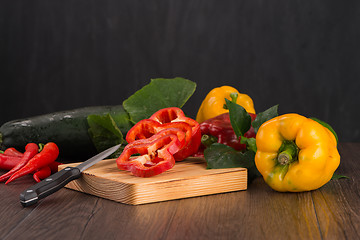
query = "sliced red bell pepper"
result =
(149, 107, 201, 160)
(126, 119, 192, 156)
(117, 132, 182, 177)
(126, 127, 187, 152)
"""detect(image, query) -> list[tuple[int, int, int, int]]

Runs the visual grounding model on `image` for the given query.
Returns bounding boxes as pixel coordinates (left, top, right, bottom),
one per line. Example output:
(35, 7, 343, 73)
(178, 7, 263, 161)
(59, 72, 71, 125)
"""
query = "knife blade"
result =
(20, 143, 121, 207)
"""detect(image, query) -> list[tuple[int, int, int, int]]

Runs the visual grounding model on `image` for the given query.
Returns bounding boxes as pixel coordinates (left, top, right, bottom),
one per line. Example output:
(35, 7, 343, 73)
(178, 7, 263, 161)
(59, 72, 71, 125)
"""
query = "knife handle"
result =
(20, 167, 81, 207)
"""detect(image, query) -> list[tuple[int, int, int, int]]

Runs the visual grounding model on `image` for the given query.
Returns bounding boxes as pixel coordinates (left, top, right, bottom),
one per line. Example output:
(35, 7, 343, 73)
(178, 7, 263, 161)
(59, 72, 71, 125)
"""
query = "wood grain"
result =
(310, 143, 360, 239)
(58, 157, 247, 205)
(1, 143, 359, 240)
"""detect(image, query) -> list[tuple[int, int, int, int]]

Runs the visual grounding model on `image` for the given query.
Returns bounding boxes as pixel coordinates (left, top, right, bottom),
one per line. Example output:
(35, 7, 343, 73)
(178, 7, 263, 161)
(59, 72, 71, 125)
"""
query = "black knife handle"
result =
(20, 167, 81, 207)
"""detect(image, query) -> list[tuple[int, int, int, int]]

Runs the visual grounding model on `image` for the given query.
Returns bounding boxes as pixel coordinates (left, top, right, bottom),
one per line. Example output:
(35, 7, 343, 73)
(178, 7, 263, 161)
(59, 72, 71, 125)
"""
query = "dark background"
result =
(0, 1, 359, 142)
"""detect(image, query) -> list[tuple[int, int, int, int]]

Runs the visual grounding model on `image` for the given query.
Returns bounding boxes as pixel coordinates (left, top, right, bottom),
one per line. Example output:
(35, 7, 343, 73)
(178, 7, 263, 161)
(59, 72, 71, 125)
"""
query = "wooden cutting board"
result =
(58, 157, 247, 205)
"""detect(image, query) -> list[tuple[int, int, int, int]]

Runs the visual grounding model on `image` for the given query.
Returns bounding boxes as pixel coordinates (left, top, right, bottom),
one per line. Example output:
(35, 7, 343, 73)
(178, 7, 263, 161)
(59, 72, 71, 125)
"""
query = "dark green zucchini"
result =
(0, 105, 132, 160)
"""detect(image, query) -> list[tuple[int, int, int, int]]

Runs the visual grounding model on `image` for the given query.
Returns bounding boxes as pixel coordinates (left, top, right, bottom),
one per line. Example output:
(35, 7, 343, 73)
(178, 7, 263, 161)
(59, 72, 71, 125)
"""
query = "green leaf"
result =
(204, 143, 260, 182)
(87, 114, 125, 154)
(310, 117, 338, 143)
(205, 143, 254, 169)
(331, 173, 349, 180)
(225, 98, 252, 138)
(106, 105, 133, 135)
(252, 105, 279, 133)
(123, 77, 196, 123)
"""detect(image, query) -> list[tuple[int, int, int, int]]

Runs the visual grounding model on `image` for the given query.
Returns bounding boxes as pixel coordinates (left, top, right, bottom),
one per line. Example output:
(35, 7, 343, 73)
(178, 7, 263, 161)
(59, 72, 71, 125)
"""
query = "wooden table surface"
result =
(0, 142, 359, 240)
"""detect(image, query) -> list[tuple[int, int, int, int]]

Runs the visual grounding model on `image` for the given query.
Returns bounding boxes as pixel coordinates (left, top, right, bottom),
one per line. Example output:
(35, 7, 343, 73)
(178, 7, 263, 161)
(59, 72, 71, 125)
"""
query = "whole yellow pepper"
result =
(196, 86, 256, 123)
(255, 113, 340, 192)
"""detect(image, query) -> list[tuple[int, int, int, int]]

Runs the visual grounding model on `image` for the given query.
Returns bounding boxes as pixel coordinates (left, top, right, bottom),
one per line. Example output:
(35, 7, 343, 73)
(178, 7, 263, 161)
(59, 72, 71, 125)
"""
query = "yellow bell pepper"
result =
(255, 113, 340, 192)
(196, 86, 256, 123)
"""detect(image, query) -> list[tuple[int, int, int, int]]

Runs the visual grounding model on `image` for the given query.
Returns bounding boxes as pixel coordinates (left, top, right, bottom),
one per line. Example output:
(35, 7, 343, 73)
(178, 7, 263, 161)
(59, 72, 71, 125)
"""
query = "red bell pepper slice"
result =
(125, 127, 186, 152)
(149, 107, 201, 160)
(126, 119, 192, 151)
(117, 131, 183, 177)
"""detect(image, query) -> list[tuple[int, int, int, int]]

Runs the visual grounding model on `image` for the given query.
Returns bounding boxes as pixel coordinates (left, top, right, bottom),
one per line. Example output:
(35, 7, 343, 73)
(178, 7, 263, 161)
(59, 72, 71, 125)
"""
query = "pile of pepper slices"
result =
(0, 142, 61, 184)
(116, 86, 259, 178)
(116, 107, 201, 177)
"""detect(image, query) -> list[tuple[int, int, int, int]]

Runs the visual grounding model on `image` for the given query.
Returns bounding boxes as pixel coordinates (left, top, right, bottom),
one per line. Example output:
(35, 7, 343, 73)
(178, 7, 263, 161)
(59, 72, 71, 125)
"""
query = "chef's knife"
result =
(20, 143, 121, 207)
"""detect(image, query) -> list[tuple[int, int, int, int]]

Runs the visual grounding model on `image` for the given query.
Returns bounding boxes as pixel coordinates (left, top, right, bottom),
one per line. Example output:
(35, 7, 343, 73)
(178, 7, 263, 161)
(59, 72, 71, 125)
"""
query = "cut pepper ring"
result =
(126, 119, 192, 151)
(149, 107, 201, 160)
(117, 132, 183, 177)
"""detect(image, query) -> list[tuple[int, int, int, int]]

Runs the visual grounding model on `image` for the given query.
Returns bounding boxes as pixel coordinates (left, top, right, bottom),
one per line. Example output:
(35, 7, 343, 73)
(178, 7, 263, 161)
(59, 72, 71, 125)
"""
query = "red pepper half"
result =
(149, 107, 201, 160)
(117, 132, 182, 177)
(195, 112, 257, 157)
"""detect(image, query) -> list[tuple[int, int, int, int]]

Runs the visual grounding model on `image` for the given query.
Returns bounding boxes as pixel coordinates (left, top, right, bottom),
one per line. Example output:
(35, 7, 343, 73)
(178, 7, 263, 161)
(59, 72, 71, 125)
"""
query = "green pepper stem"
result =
(229, 92, 238, 103)
(201, 134, 218, 147)
(277, 141, 298, 165)
(223, 92, 239, 110)
(278, 152, 292, 165)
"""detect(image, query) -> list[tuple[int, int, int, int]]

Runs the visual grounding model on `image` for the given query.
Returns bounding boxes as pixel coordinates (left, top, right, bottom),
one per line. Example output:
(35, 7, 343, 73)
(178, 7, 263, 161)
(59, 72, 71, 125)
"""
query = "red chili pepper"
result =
(0, 143, 39, 182)
(48, 161, 62, 174)
(3, 147, 24, 157)
(195, 112, 257, 157)
(149, 107, 201, 160)
(117, 133, 182, 177)
(32, 166, 52, 183)
(5, 142, 59, 184)
(0, 154, 22, 170)
(0, 147, 24, 170)
(1, 157, 61, 183)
